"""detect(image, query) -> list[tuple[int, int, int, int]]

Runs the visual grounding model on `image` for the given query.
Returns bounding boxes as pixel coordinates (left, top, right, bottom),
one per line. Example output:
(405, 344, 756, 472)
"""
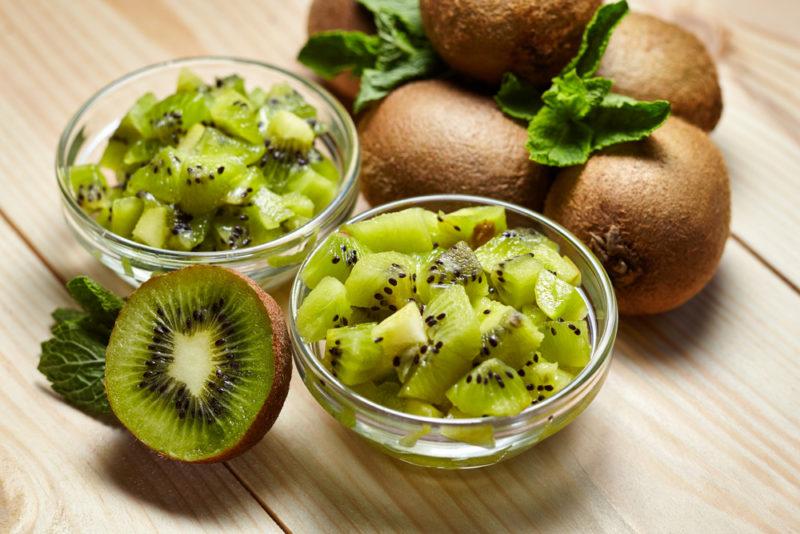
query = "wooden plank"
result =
(0, 217, 281, 533)
(227, 241, 800, 532)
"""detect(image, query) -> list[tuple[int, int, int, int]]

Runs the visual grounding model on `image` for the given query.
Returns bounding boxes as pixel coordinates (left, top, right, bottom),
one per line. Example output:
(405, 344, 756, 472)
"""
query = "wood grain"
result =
(0, 0, 798, 532)
(0, 217, 281, 533)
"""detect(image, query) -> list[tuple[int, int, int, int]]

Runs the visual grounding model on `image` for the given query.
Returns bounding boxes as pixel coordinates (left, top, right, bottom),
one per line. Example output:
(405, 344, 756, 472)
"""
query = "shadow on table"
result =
(100, 431, 263, 522)
(616, 253, 733, 362)
(241, 407, 600, 532)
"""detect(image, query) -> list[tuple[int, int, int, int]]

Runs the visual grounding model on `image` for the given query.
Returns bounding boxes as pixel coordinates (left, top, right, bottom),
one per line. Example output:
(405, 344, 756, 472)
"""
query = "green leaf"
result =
(39, 276, 124, 415)
(297, 31, 380, 79)
(494, 73, 544, 121)
(38, 321, 110, 414)
(588, 95, 671, 150)
(526, 107, 593, 167)
(52, 307, 86, 325)
(352, 10, 442, 112)
(561, 0, 629, 78)
(542, 72, 611, 120)
(358, 0, 423, 34)
(66, 276, 123, 328)
(355, 48, 439, 112)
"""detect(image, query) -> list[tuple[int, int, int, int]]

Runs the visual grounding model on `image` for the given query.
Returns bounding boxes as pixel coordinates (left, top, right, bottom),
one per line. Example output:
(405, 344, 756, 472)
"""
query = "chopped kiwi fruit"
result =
(132, 205, 171, 248)
(416, 241, 488, 303)
(518, 359, 574, 405)
(535, 270, 588, 321)
(302, 232, 371, 288)
(111, 196, 144, 238)
(539, 319, 591, 368)
(441, 408, 495, 447)
(490, 253, 544, 308)
(300, 206, 592, 419)
(126, 147, 184, 204)
(104, 265, 291, 462)
(70, 70, 341, 251)
(296, 276, 352, 342)
(435, 206, 507, 249)
(400, 285, 481, 404)
(344, 208, 436, 253)
(446, 359, 531, 417)
(475, 299, 543, 369)
(475, 228, 558, 271)
(208, 87, 261, 144)
(167, 211, 210, 252)
(324, 323, 392, 385)
(344, 252, 416, 311)
(373, 302, 427, 361)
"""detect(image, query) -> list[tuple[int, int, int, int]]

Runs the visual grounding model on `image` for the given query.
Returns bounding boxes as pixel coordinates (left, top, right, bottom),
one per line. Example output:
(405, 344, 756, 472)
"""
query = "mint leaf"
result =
(526, 107, 593, 167)
(588, 95, 671, 150)
(542, 72, 611, 119)
(358, 0, 422, 34)
(39, 277, 124, 415)
(355, 47, 439, 112)
(352, 10, 441, 112)
(39, 321, 110, 414)
(298, 31, 380, 79)
(562, 0, 629, 78)
(66, 276, 123, 329)
(298, 0, 442, 112)
(494, 73, 544, 121)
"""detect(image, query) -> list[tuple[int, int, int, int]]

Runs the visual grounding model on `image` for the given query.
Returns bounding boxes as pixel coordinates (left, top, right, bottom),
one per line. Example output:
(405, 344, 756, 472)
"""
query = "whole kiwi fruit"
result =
(105, 265, 291, 462)
(307, 0, 374, 101)
(544, 117, 730, 315)
(358, 79, 552, 209)
(598, 12, 723, 131)
(419, 0, 601, 86)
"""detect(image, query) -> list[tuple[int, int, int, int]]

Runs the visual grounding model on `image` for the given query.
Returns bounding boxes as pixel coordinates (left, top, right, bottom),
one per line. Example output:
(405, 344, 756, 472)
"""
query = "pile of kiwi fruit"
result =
(305, 0, 731, 315)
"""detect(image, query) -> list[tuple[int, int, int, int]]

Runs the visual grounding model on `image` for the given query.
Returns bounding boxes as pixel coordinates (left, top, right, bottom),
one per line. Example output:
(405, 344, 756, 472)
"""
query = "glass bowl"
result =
(289, 195, 618, 468)
(56, 57, 360, 288)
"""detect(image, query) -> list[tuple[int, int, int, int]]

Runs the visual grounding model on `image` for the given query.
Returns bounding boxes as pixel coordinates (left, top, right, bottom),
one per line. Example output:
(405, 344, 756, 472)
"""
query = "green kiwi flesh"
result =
(105, 266, 290, 463)
(297, 206, 592, 426)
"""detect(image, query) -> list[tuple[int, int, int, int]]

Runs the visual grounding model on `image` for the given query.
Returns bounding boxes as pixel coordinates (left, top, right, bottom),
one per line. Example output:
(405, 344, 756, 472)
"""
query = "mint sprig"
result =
(298, 0, 443, 113)
(495, 0, 671, 167)
(38, 276, 123, 415)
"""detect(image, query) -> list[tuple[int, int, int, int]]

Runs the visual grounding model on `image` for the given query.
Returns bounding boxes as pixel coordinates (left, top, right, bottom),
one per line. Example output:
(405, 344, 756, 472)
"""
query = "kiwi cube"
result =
(372, 302, 427, 358)
(297, 276, 353, 342)
(539, 319, 590, 368)
(209, 87, 262, 144)
(491, 253, 544, 308)
(125, 147, 184, 204)
(534, 270, 587, 321)
(285, 168, 337, 212)
(132, 205, 171, 248)
(114, 92, 157, 141)
(302, 232, 371, 289)
(344, 208, 436, 254)
(325, 323, 392, 385)
(436, 206, 508, 249)
(110, 196, 144, 238)
(446, 358, 531, 417)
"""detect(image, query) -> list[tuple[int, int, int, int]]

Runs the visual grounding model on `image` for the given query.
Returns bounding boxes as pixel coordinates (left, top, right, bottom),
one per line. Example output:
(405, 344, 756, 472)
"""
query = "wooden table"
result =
(1, 0, 798, 531)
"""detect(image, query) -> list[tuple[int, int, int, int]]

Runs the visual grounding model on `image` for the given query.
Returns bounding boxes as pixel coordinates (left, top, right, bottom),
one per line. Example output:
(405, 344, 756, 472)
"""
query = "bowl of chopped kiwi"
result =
(289, 195, 618, 468)
(57, 57, 360, 287)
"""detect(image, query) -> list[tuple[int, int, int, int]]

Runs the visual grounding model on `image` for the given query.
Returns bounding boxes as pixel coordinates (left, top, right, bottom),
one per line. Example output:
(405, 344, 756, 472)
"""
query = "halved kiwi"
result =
(105, 266, 291, 463)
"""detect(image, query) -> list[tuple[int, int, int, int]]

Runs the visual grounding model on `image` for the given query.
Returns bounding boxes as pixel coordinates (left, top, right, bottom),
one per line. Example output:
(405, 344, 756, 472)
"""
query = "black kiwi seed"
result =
(466, 374, 473, 383)
(388, 278, 398, 286)
(392, 356, 400, 367)
(526, 384, 534, 391)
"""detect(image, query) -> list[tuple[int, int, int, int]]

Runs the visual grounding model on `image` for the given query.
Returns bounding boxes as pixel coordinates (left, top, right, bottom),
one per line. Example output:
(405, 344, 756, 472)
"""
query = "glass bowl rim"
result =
(289, 194, 618, 428)
(55, 55, 360, 260)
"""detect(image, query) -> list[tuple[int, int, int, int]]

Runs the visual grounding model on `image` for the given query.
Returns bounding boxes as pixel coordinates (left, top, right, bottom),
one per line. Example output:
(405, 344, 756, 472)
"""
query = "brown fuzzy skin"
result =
(544, 117, 730, 315)
(358, 79, 552, 209)
(307, 0, 374, 101)
(420, 0, 601, 86)
(107, 266, 291, 463)
(598, 12, 723, 131)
